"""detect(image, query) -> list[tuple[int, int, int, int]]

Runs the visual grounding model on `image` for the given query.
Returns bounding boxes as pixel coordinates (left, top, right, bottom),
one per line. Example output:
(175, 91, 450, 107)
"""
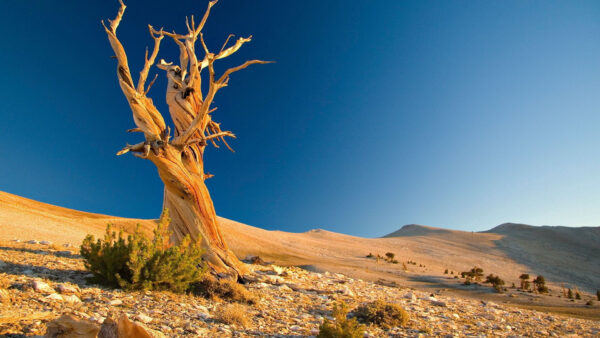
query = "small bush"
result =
(597, 290, 600, 301)
(519, 274, 530, 290)
(568, 289, 573, 299)
(461, 267, 484, 283)
(216, 303, 250, 327)
(191, 277, 257, 304)
(575, 292, 581, 300)
(444, 269, 448, 274)
(485, 274, 505, 293)
(385, 252, 395, 260)
(586, 299, 594, 306)
(318, 302, 365, 338)
(80, 210, 206, 292)
(366, 253, 374, 258)
(353, 300, 409, 329)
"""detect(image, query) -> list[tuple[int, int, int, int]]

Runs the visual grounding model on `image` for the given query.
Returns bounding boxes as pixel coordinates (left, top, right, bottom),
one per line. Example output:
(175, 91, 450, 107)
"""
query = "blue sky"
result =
(1, 1, 599, 237)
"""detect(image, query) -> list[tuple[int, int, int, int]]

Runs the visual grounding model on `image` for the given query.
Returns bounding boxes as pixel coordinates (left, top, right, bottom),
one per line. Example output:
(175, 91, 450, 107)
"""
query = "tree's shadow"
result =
(0, 246, 80, 259)
(1, 260, 92, 289)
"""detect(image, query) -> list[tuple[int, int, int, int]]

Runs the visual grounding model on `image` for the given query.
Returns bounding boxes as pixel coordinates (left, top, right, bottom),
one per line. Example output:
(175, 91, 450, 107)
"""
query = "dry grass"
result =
(215, 303, 250, 327)
(354, 300, 410, 328)
(192, 278, 258, 304)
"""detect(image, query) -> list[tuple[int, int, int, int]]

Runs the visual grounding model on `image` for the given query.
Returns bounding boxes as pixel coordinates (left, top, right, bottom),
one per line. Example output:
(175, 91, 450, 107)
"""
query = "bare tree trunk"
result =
(102, 0, 270, 278)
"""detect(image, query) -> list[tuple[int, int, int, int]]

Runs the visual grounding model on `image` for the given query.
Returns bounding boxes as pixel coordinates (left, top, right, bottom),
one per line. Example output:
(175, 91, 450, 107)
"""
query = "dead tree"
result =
(102, 0, 271, 278)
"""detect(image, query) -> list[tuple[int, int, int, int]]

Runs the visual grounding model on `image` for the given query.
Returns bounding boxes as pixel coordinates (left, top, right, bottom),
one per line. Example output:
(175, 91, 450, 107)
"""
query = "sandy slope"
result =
(1, 191, 598, 294)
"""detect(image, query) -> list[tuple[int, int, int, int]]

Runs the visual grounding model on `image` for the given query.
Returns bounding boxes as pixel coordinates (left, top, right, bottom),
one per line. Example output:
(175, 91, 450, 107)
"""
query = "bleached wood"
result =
(102, 0, 271, 278)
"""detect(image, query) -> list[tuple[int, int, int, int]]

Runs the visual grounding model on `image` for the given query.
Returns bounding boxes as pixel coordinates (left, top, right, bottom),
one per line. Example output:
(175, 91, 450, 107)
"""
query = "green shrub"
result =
(385, 252, 395, 261)
(576, 292, 581, 300)
(318, 302, 365, 338)
(80, 210, 206, 292)
(191, 277, 257, 304)
(519, 274, 530, 290)
(567, 288, 573, 299)
(485, 274, 505, 293)
(597, 290, 600, 301)
(353, 300, 409, 329)
(533, 275, 547, 294)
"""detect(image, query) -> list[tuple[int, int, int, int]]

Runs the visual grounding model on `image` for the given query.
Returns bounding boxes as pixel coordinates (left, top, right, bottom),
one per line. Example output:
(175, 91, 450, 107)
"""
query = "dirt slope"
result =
(1, 190, 598, 293)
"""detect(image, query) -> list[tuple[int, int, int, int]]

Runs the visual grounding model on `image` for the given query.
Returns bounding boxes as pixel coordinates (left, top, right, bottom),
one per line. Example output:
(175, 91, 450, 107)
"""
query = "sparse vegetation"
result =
(568, 288, 574, 299)
(484, 274, 505, 293)
(366, 253, 374, 258)
(444, 269, 448, 274)
(519, 274, 530, 290)
(215, 303, 250, 327)
(586, 299, 594, 306)
(461, 267, 484, 284)
(575, 292, 581, 300)
(385, 252, 395, 261)
(318, 302, 365, 338)
(80, 210, 206, 292)
(596, 290, 599, 301)
(191, 277, 257, 304)
(353, 300, 410, 329)
(533, 275, 548, 293)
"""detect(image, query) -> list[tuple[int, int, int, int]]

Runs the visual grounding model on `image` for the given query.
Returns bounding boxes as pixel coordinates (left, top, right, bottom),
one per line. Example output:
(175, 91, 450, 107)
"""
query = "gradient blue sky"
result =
(1, 1, 599, 237)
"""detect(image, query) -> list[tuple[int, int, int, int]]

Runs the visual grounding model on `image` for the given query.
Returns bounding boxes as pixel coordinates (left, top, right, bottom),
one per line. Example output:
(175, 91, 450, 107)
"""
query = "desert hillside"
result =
(1, 190, 598, 294)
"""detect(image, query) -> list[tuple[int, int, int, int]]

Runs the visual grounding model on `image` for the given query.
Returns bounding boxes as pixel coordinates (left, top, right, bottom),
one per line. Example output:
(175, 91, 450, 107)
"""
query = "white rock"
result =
(452, 313, 460, 319)
(271, 265, 284, 275)
(290, 325, 301, 331)
(341, 286, 355, 297)
(40, 241, 52, 245)
(404, 292, 417, 301)
(57, 284, 78, 294)
(136, 313, 153, 324)
(27, 240, 39, 244)
(45, 293, 63, 301)
(63, 294, 82, 304)
(32, 280, 55, 294)
(109, 299, 123, 306)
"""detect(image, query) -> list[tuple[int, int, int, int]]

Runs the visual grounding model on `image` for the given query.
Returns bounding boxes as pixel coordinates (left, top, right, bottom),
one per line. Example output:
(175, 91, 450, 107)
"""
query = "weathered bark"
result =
(103, 0, 269, 278)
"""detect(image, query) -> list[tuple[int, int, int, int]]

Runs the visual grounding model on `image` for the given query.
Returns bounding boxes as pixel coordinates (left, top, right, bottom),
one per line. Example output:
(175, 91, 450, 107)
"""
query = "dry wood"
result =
(103, 0, 271, 278)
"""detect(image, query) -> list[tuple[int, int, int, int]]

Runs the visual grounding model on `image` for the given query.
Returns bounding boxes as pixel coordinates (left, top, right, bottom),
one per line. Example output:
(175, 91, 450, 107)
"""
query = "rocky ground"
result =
(0, 240, 599, 337)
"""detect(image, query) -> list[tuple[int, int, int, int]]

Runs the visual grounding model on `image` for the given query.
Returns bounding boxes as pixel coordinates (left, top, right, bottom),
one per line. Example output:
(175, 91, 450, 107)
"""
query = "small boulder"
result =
(44, 314, 100, 337)
(45, 293, 64, 301)
(32, 280, 55, 294)
(57, 284, 79, 294)
(135, 313, 153, 324)
(64, 294, 82, 304)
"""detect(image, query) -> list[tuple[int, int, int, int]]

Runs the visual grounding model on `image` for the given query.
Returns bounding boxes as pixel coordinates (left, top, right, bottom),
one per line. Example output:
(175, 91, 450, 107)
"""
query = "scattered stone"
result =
(27, 240, 39, 244)
(64, 294, 82, 304)
(136, 313, 153, 324)
(44, 293, 64, 301)
(32, 280, 55, 294)
(109, 299, 123, 306)
(45, 315, 100, 337)
(57, 283, 79, 294)
(40, 240, 52, 245)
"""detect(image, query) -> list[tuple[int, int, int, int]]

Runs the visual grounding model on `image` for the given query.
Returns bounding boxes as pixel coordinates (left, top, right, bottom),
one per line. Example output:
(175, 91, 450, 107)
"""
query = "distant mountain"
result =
(382, 224, 454, 237)
(385, 221, 600, 291)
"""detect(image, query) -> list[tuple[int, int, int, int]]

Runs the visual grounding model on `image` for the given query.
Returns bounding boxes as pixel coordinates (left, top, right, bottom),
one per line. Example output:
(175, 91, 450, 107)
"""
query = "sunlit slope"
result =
(1, 191, 597, 291)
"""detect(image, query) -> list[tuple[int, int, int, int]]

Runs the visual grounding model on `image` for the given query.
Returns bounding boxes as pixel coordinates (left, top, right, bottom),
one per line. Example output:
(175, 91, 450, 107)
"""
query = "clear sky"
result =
(1, 1, 599, 237)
